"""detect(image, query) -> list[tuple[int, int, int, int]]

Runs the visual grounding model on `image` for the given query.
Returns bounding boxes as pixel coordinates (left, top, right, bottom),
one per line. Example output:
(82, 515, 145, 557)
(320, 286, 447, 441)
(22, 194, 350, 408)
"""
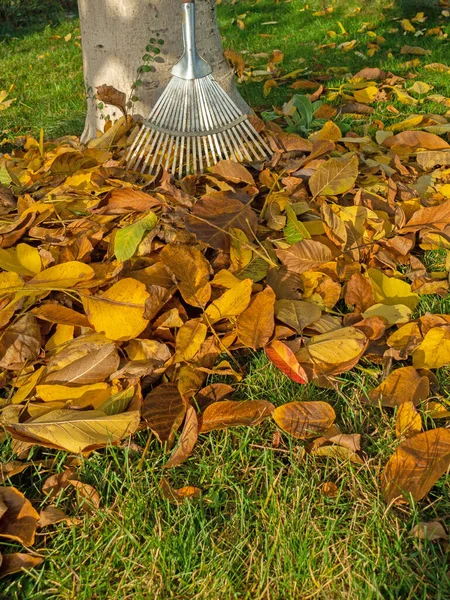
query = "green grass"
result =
(1, 1, 450, 598)
(1, 356, 449, 599)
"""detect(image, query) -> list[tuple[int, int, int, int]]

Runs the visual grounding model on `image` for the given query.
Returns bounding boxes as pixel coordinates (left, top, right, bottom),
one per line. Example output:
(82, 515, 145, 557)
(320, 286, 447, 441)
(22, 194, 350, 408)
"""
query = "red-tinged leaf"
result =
(265, 340, 308, 384)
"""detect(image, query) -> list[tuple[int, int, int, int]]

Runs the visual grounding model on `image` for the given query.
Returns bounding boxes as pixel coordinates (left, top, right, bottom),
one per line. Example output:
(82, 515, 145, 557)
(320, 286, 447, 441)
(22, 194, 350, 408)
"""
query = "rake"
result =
(126, 0, 272, 179)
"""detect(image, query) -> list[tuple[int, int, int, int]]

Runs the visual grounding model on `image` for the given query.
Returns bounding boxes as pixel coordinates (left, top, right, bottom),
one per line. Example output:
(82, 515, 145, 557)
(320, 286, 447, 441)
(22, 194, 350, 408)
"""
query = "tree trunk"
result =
(77, 0, 249, 142)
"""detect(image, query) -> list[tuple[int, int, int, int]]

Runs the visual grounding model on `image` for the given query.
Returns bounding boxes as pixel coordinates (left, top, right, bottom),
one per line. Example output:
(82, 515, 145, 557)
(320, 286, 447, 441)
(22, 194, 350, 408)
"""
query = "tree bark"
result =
(77, 0, 249, 142)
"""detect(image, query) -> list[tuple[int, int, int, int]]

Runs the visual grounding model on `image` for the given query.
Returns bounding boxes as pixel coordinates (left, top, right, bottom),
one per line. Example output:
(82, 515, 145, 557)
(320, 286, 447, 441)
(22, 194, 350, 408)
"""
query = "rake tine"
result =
(126, 0, 271, 179)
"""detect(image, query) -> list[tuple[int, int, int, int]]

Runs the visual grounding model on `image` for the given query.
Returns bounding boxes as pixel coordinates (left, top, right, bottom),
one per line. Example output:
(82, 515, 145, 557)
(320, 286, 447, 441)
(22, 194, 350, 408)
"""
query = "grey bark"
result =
(77, 0, 249, 142)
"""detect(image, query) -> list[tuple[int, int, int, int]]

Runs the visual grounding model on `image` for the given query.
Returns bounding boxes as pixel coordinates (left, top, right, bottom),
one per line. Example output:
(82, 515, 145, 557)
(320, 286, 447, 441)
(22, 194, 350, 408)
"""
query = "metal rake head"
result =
(126, 74, 272, 179)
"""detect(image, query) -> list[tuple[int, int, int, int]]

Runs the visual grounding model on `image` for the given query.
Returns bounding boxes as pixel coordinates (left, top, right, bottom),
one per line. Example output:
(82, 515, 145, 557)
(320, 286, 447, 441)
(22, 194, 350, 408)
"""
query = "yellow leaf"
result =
(409, 81, 431, 95)
(309, 155, 358, 197)
(6, 409, 140, 453)
(82, 278, 150, 341)
(396, 401, 422, 438)
(353, 86, 378, 104)
(0, 244, 41, 276)
(367, 268, 419, 311)
(36, 382, 109, 402)
(45, 324, 74, 351)
(27, 261, 94, 289)
(412, 326, 450, 369)
(174, 319, 208, 362)
(11, 366, 45, 405)
(387, 115, 424, 133)
(263, 79, 278, 97)
(204, 279, 253, 324)
(230, 228, 252, 272)
(295, 327, 368, 379)
(310, 120, 342, 141)
(362, 303, 412, 326)
(392, 87, 418, 106)
(401, 19, 416, 32)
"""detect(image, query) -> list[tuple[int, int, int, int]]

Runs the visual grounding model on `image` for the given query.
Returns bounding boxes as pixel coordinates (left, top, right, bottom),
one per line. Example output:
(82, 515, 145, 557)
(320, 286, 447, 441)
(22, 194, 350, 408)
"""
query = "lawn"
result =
(1, 1, 450, 599)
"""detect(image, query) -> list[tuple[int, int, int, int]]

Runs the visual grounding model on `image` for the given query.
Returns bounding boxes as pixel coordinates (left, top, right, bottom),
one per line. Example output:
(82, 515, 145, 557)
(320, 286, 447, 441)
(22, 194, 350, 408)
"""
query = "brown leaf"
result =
(383, 131, 450, 150)
(272, 401, 335, 439)
(236, 287, 275, 349)
(274, 299, 322, 332)
(165, 405, 199, 468)
(0, 486, 40, 546)
(184, 193, 258, 251)
(400, 199, 450, 233)
(38, 506, 79, 528)
(212, 161, 255, 185)
(381, 428, 450, 503)
(344, 273, 375, 312)
(321, 481, 339, 498)
(42, 468, 79, 499)
(160, 477, 201, 504)
(31, 304, 91, 328)
(103, 188, 161, 214)
(44, 343, 119, 385)
(409, 521, 448, 541)
(199, 400, 274, 433)
(0, 553, 44, 578)
(142, 382, 186, 447)
(276, 239, 332, 274)
(0, 314, 41, 369)
(68, 480, 100, 513)
(159, 243, 211, 308)
(194, 383, 234, 411)
(96, 84, 127, 115)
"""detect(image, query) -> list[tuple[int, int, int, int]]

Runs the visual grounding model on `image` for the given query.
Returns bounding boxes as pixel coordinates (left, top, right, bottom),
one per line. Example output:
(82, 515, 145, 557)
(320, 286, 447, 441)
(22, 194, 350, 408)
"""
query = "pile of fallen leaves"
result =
(1, 95, 450, 570)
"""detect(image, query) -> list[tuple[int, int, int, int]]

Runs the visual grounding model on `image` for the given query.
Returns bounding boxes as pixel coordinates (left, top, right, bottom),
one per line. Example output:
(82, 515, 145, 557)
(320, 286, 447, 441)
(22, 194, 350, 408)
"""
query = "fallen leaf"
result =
(309, 155, 358, 197)
(381, 428, 450, 503)
(265, 340, 308, 384)
(199, 400, 274, 433)
(0, 487, 40, 546)
(272, 401, 335, 439)
(236, 287, 275, 349)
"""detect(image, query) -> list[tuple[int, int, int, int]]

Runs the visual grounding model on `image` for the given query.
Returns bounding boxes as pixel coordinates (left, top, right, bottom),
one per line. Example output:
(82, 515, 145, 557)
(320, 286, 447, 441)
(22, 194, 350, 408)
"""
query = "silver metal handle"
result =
(171, 2, 212, 80)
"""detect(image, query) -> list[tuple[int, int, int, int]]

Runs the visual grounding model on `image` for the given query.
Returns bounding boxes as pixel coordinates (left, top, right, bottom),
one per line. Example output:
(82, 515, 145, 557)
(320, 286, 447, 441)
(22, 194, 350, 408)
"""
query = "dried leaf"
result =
(236, 287, 275, 349)
(272, 401, 335, 439)
(165, 405, 199, 468)
(381, 428, 450, 503)
(0, 486, 39, 546)
(265, 340, 308, 384)
(199, 400, 274, 433)
(309, 156, 358, 197)
(142, 382, 186, 446)
(6, 410, 140, 453)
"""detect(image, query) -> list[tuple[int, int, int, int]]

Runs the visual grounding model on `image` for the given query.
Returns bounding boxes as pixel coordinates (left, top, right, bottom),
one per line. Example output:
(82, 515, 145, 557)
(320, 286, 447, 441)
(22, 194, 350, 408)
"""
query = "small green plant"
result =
(262, 94, 326, 135)
(127, 34, 165, 110)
